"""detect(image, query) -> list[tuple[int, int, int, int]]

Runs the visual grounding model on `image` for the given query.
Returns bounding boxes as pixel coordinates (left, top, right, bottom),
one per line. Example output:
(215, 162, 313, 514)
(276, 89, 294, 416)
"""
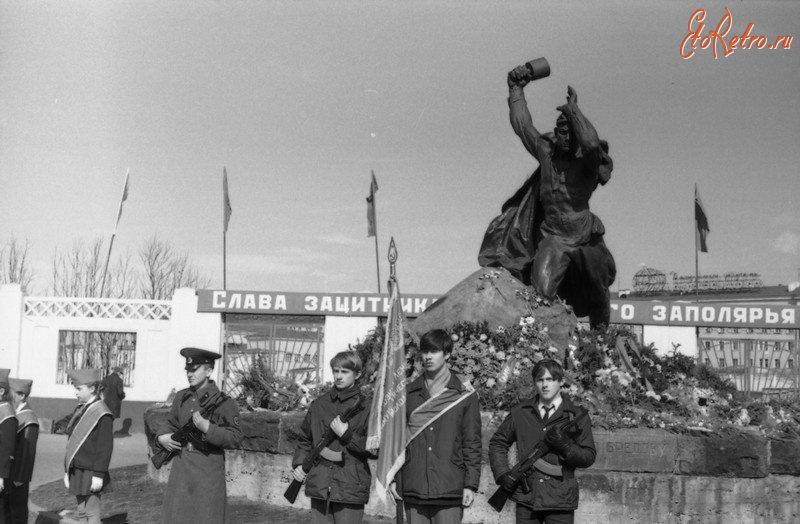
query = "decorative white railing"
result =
(24, 297, 172, 320)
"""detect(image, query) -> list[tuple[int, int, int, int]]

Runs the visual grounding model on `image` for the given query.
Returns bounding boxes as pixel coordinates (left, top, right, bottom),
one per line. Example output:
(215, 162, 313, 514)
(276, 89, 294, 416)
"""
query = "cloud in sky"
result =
(202, 249, 330, 277)
(773, 232, 800, 255)
(319, 234, 361, 246)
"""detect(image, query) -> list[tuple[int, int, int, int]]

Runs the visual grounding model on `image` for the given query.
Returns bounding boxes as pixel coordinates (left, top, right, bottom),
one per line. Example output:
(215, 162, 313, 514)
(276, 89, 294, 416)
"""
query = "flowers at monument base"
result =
(227, 317, 800, 441)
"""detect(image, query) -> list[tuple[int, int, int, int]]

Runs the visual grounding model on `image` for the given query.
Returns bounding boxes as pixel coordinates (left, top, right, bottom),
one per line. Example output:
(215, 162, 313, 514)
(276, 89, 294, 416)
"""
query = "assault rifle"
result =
(150, 391, 228, 470)
(284, 397, 366, 504)
(488, 410, 589, 512)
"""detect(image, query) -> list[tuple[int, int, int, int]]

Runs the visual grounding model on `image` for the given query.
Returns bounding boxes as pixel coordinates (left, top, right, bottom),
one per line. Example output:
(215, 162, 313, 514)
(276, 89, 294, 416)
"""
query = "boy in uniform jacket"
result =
(64, 368, 114, 524)
(292, 351, 374, 524)
(8, 377, 39, 524)
(392, 330, 482, 524)
(489, 359, 595, 524)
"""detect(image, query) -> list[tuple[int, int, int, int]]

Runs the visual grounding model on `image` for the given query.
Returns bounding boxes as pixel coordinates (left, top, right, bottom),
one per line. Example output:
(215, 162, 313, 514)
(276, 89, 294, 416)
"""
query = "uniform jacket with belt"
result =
(489, 395, 595, 511)
(159, 380, 242, 524)
(292, 385, 373, 505)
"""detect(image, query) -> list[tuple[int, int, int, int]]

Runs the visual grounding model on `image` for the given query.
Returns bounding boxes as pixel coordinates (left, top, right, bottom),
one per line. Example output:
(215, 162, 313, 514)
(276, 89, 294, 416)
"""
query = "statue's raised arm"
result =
(479, 59, 616, 329)
(507, 63, 545, 161)
(556, 85, 602, 171)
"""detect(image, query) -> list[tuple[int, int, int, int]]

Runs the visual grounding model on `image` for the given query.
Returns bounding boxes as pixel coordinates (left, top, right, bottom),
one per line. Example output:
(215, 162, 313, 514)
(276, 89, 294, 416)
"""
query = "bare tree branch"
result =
(49, 234, 210, 299)
(0, 235, 34, 293)
(138, 234, 211, 299)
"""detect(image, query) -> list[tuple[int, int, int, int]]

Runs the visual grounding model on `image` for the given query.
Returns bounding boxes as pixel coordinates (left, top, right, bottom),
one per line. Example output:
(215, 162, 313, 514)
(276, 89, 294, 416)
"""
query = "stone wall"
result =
(144, 408, 800, 523)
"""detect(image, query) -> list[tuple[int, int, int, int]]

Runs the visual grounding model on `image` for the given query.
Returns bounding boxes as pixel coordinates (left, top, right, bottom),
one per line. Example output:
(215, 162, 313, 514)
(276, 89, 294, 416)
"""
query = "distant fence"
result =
(25, 296, 171, 320)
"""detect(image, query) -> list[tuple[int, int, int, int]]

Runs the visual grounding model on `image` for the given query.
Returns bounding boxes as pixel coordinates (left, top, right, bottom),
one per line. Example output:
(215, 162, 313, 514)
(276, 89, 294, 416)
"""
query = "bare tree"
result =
(105, 255, 136, 298)
(50, 238, 105, 297)
(138, 234, 211, 299)
(49, 235, 210, 299)
(0, 235, 34, 293)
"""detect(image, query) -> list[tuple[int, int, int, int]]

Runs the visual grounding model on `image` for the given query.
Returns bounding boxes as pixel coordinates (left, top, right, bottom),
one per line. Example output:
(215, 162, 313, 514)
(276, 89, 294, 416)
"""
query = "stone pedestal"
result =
(144, 407, 800, 523)
(411, 267, 576, 350)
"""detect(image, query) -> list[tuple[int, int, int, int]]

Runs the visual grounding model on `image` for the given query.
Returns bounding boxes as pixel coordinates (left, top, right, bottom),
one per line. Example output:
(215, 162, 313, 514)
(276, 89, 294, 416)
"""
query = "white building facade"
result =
(1, 283, 797, 432)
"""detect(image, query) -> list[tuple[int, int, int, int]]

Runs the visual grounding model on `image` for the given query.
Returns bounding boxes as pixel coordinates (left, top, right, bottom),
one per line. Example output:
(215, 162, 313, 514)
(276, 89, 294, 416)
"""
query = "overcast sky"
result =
(1, 0, 798, 296)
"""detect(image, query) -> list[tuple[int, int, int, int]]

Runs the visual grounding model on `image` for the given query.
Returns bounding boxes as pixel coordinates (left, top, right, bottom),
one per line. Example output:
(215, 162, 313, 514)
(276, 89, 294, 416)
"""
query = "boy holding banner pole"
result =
(390, 329, 482, 524)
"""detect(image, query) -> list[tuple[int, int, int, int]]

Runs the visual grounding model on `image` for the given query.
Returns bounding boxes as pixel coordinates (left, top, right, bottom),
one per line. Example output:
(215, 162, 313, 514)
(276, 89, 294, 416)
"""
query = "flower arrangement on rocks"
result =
(439, 320, 800, 438)
(234, 316, 800, 439)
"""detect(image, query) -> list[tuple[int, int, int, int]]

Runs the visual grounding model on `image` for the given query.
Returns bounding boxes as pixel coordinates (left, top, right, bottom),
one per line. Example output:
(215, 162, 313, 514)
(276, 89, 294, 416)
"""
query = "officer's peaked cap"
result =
(180, 347, 221, 369)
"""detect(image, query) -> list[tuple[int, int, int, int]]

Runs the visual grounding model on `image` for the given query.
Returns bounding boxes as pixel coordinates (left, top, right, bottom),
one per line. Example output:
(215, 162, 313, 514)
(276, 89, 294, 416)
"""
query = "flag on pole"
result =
(695, 184, 710, 252)
(366, 171, 378, 237)
(223, 167, 232, 233)
(113, 168, 130, 234)
(366, 278, 408, 502)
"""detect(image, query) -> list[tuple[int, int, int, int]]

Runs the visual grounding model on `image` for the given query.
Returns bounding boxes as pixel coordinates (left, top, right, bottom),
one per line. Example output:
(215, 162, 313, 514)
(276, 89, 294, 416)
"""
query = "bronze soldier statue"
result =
(479, 59, 616, 329)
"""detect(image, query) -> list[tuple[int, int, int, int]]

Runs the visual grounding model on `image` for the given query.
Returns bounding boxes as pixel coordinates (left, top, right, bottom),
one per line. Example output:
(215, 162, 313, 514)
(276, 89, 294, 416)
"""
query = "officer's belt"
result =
(533, 458, 562, 477)
(320, 447, 343, 463)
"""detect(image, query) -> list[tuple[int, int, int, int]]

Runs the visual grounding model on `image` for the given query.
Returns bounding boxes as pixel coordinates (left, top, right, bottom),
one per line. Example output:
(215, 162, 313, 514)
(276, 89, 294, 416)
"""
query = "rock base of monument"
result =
(410, 267, 577, 350)
(145, 408, 800, 523)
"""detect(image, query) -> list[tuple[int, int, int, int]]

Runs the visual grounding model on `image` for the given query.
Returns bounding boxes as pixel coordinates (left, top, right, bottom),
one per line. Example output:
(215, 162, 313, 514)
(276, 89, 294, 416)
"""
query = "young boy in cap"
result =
(156, 347, 242, 524)
(292, 350, 373, 524)
(489, 359, 595, 524)
(64, 368, 114, 524)
(0, 369, 18, 523)
(8, 377, 39, 524)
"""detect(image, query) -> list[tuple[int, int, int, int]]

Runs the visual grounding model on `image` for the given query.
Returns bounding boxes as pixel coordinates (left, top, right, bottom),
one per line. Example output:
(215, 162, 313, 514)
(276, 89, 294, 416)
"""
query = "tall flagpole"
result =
(694, 185, 701, 352)
(221, 167, 232, 390)
(694, 193, 700, 301)
(387, 238, 402, 524)
(370, 172, 381, 294)
(365, 236, 405, 524)
(100, 168, 129, 297)
(694, 184, 700, 298)
(374, 222, 381, 295)
(223, 167, 232, 289)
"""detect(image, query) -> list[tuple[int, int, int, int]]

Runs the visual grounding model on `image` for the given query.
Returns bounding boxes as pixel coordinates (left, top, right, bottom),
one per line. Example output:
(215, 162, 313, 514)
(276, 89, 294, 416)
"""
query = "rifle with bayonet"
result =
(150, 391, 228, 470)
(488, 409, 589, 512)
(284, 396, 366, 504)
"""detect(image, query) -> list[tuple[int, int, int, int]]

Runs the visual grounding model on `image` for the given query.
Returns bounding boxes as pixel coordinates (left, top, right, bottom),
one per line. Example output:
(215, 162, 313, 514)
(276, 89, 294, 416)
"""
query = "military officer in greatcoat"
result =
(156, 348, 242, 524)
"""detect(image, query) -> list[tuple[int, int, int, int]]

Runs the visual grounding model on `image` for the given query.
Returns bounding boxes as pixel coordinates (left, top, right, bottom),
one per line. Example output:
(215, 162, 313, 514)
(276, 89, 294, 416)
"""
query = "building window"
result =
(732, 358, 739, 367)
(789, 359, 794, 369)
(704, 358, 711, 367)
(775, 359, 781, 369)
(57, 330, 136, 386)
(719, 358, 725, 367)
(223, 314, 325, 396)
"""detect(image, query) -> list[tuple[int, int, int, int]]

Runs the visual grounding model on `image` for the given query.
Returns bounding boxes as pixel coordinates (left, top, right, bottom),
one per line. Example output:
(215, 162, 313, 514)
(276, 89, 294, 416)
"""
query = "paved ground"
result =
(31, 433, 148, 489)
(28, 432, 395, 523)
